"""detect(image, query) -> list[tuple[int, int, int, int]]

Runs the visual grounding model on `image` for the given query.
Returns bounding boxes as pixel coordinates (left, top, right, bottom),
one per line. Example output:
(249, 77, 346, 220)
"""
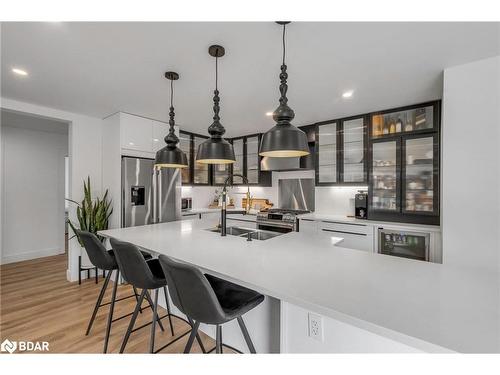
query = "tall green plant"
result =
(67, 177, 113, 245)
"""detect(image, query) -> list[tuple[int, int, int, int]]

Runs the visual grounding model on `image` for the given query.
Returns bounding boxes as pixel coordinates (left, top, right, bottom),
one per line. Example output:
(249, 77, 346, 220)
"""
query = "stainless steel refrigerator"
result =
(122, 156, 181, 228)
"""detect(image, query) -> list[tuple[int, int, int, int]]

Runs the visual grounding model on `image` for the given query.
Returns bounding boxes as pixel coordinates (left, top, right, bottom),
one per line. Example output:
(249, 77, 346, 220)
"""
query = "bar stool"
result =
(110, 238, 206, 354)
(158, 254, 264, 354)
(77, 230, 164, 353)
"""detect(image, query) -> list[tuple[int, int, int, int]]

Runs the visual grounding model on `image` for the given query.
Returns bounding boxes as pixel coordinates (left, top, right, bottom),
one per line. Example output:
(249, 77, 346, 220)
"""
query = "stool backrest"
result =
(110, 238, 157, 289)
(158, 254, 226, 325)
(76, 230, 116, 270)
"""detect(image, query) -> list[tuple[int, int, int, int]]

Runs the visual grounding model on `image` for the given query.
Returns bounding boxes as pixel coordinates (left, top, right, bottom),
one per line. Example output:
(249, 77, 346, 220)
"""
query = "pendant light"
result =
(259, 22, 309, 158)
(154, 71, 188, 169)
(196, 45, 235, 165)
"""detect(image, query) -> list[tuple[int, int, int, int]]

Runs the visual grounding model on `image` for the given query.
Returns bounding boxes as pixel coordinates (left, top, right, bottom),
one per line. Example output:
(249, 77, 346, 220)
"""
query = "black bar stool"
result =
(158, 254, 264, 354)
(77, 230, 164, 353)
(110, 238, 206, 354)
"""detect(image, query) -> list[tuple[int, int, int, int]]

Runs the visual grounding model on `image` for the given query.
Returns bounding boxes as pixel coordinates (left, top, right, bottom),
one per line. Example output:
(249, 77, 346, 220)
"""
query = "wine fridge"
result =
(377, 228, 430, 262)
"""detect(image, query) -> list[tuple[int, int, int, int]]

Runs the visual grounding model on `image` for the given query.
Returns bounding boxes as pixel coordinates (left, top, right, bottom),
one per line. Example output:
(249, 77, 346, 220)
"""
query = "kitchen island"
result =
(99, 216, 499, 353)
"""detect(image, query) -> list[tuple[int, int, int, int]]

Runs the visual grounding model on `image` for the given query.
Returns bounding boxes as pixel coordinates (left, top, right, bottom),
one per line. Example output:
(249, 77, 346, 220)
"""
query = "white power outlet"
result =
(308, 313, 323, 341)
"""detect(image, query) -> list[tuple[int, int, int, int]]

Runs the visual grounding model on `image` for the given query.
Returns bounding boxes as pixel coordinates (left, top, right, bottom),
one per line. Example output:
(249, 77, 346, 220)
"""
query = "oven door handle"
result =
(257, 221, 295, 230)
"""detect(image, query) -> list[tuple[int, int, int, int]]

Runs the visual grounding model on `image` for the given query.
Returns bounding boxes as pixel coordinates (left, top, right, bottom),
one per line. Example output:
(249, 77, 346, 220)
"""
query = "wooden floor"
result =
(0, 254, 219, 353)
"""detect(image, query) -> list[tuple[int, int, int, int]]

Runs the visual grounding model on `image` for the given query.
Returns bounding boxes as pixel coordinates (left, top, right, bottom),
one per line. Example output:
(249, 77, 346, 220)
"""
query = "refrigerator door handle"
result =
(152, 168, 157, 224)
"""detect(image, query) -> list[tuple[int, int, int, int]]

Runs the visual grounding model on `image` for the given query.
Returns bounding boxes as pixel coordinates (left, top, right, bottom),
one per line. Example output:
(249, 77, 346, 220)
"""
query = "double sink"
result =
(206, 226, 282, 241)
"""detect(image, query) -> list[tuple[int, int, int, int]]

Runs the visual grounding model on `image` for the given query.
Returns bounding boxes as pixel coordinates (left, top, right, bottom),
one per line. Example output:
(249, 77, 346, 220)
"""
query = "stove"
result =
(256, 209, 310, 233)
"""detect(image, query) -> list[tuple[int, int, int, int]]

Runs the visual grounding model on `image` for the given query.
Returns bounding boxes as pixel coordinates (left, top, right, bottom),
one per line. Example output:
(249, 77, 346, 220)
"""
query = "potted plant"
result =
(67, 177, 113, 283)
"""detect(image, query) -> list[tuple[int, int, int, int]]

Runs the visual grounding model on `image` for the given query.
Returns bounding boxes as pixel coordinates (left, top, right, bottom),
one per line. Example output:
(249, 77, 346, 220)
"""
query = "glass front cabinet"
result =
(316, 116, 368, 185)
(231, 134, 271, 186)
(368, 101, 440, 225)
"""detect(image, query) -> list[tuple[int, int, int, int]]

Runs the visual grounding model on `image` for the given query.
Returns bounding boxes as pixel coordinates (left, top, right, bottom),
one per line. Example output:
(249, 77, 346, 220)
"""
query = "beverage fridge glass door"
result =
(378, 228, 430, 261)
(371, 140, 398, 211)
(122, 157, 153, 228)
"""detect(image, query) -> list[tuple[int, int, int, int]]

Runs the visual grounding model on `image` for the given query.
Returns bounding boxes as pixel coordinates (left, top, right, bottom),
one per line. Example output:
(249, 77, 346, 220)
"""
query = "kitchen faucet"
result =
(220, 173, 250, 236)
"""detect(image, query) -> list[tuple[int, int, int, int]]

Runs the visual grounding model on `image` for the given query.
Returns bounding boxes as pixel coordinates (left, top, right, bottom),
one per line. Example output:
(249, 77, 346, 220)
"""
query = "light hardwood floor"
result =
(0, 254, 218, 353)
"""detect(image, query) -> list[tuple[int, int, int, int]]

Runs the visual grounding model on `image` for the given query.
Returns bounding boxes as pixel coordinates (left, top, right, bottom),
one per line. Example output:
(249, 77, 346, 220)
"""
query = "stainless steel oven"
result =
(377, 228, 430, 261)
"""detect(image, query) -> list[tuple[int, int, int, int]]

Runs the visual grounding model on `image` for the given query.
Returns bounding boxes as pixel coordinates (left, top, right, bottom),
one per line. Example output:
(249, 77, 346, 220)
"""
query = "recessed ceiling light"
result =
(129, 142, 135, 146)
(265, 112, 274, 117)
(153, 138, 160, 142)
(12, 68, 28, 76)
(342, 90, 354, 99)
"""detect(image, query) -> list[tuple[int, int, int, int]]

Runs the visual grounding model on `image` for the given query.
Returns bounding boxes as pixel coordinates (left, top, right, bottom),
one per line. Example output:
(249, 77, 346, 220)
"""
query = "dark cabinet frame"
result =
(367, 100, 441, 225)
(179, 130, 271, 187)
(231, 133, 271, 187)
(315, 115, 369, 186)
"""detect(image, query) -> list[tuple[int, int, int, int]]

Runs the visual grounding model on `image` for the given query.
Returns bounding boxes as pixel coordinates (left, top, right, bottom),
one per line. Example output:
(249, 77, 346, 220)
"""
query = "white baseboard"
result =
(0, 247, 65, 265)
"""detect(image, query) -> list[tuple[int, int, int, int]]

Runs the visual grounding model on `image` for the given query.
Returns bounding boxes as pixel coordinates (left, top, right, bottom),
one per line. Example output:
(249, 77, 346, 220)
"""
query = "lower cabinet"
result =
(299, 218, 374, 252)
(319, 221, 374, 252)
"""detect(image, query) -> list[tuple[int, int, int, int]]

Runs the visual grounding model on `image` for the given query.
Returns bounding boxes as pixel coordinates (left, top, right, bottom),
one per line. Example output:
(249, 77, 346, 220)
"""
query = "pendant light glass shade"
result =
(259, 22, 309, 158)
(154, 71, 188, 169)
(196, 45, 235, 165)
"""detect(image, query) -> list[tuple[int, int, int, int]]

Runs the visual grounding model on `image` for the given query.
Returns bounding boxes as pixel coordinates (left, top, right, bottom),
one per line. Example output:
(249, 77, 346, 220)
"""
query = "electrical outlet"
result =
(308, 313, 323, 341)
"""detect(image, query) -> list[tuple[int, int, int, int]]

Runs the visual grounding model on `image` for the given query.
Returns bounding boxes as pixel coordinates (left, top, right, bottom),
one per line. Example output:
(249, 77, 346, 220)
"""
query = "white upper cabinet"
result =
(152, 121, 179, 153)
(120, 113, 153, 153)
(119, 113, 179, 155)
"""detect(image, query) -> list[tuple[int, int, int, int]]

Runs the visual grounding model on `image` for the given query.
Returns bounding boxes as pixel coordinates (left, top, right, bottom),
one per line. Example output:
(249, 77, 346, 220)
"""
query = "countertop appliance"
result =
(355, 192, 368, 219)
(181, 197, 192, 212)
(377, 227, 430, 261)
(122, 156, 181, 228)
(256, 178, 314, 232)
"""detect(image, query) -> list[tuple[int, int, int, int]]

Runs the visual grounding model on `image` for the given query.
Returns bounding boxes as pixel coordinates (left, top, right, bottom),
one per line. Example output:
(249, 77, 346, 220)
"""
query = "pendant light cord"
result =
(282, 23, 286, 65)
(170, 79, 173, 108)
(215, 54, 218, 91)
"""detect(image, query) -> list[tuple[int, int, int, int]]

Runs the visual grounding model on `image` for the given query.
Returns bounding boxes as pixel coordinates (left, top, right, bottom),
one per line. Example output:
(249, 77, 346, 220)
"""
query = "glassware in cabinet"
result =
(371, 140, 398, 211)
(317, 122, 337, 183)
(404, 136, 435, 213)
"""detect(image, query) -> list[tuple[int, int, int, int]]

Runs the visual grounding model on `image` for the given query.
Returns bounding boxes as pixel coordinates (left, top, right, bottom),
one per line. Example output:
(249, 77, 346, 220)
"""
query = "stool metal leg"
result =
(120, 289, 146, 353)
(144, 290, 165, 332)
(237, 316, 256, 354)
(78, 256, 82, 285)
(103, 269, 119, 353)
(216, 324, 223, 354)
(162, 286, 175, 336)
(132, 286, 143, 314)
(183, 320, 200, 354)
(188, 316, 206, 354)
(86, 269, 112, 335)
(95, 267, 98, 284)
(149, 289, 159, 354)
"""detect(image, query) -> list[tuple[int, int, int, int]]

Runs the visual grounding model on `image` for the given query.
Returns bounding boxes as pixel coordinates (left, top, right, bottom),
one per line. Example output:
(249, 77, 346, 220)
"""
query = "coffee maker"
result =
(355, 191, 368, 219)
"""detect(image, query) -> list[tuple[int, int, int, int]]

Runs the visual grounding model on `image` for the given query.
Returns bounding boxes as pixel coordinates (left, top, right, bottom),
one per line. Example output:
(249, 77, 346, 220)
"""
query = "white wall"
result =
(1, 126, 68, 264)
(0, 98, 103, 281)
(442, 56, 500, 272)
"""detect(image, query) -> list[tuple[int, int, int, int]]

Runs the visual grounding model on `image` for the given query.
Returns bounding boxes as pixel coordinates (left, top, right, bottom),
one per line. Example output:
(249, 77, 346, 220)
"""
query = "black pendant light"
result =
(154, 71, 188, 169)
(196, 45, 235, 165)
(259, 22, 309, 158)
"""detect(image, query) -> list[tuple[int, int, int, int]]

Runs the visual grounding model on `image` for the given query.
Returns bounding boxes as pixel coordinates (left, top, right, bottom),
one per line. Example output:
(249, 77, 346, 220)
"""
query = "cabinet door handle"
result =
(322, 229, 367, 236)
(321, 220, 367, 227)
(301, 219, 315, 222)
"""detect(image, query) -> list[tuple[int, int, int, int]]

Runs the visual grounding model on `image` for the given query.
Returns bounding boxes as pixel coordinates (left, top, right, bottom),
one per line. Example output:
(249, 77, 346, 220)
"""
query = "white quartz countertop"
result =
(99, 217, 498, 353)
(299, 213, 442, 232)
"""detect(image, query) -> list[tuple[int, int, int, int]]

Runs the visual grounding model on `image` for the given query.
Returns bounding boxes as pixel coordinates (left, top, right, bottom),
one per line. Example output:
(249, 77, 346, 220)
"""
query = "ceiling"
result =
(1, 22, 499, 137)
(1, 109, 69, 134)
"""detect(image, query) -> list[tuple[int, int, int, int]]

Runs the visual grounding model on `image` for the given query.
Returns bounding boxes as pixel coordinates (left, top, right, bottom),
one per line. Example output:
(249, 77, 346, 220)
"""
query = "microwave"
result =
(181, 197, 192, 211)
